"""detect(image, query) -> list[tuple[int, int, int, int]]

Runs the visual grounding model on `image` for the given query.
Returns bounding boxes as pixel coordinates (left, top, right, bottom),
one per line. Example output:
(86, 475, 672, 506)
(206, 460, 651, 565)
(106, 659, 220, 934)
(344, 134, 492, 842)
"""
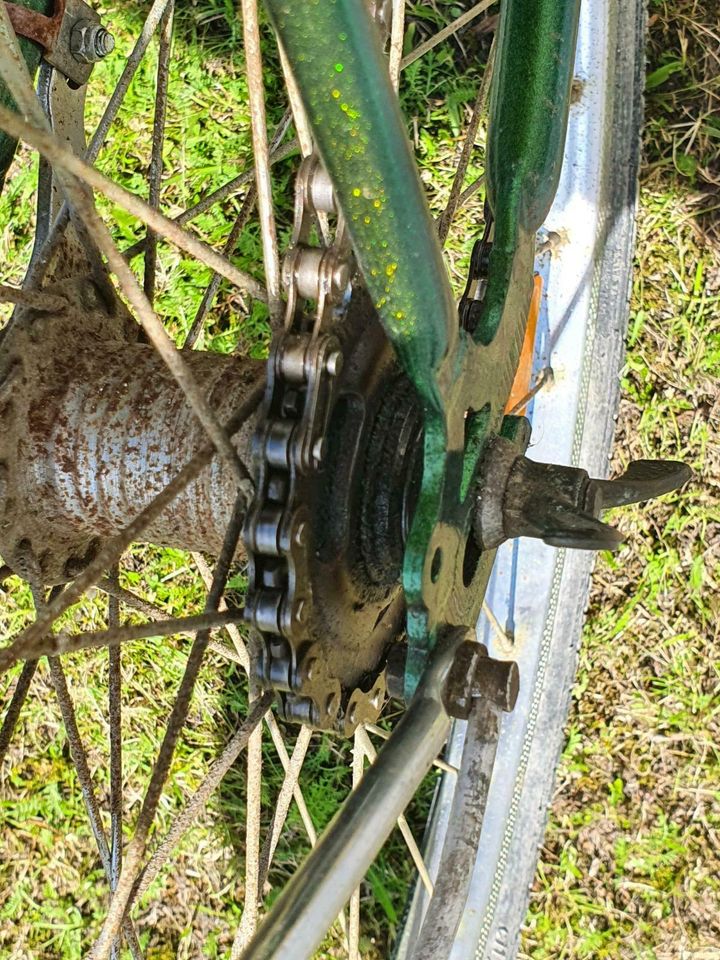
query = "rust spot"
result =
(3, 0, 65, 53)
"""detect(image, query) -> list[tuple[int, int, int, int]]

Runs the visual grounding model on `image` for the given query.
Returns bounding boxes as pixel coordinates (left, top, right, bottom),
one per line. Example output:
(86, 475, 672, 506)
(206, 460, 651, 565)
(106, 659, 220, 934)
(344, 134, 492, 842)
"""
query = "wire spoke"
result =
(364, 723, 458, 775)
(48, 654, 145, 959)
(400, 0, 496, 71)
(32, 0, 177, 283)
(89, 492, 246, 960)
(240, 0, 282, 324)
(87, 0, 174, 165)
(0, 104, 266, 301)
(278, 43, 313, 158)
(131, 692, 273, 904)
(355, 726, 434, 896)
(24, 581, 144, 960)
(0, 41, 257, 498)
(144, 0, 174, 302)
(0, 658, 38, 766)
(231, 638, 264, 959)
(254, 725, 313, 913)
(0, 282, 68, 311)
(437, 39, 495, 247)
(506, 365, 554, 416)
(122, 132, 296, 262)
(191, 555, 354, 943)
(0, 609, 247, 673)
(191, 556, 337, 907)
(183, 189, 256, 348)
(98, 576, 249, 666)
(107, 573, 123, 960)
(348, 730, 364, 960)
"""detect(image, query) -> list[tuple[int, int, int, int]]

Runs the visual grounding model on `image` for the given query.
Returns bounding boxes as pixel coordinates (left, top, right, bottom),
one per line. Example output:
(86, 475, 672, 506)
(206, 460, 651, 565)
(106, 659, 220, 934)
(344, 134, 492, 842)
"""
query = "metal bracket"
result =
(4, 0, 105, 86)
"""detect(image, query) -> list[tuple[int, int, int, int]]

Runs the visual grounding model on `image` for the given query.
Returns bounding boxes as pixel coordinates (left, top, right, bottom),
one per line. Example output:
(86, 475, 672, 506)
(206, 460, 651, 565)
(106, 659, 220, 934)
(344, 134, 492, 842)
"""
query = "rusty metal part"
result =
(441, 634, 519, 719)
(473, 435, 691, 552)
(0, 276, 262, 584)
(5, 0, 105, 87)
(3, 0, 65, 54)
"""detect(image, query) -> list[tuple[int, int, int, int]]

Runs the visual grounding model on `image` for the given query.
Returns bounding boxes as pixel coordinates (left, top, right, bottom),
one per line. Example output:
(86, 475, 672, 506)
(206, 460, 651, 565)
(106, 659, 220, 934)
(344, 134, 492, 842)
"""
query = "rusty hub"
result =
(0, 276, 262, 583)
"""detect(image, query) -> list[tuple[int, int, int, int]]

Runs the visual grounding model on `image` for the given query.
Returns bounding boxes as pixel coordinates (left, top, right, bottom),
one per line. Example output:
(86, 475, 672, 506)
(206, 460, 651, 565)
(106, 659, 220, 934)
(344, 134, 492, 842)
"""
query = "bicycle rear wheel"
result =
(0, 0, 644, 957)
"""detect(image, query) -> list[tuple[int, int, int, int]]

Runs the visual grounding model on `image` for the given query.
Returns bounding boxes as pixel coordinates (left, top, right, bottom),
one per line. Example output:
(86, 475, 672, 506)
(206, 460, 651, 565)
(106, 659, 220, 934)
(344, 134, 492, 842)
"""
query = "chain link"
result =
(243, 136, 359, 727)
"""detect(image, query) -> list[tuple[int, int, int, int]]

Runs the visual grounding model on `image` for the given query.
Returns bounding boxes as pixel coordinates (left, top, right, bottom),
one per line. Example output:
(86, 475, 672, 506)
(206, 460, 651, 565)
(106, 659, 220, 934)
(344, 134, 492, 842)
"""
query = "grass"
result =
(0, 0, 718, 958)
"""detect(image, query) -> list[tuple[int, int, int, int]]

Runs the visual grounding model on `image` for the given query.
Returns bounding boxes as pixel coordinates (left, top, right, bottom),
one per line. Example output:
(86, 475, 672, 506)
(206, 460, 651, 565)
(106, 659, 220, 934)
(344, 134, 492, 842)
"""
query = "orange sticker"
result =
(505, 273, 543, 415)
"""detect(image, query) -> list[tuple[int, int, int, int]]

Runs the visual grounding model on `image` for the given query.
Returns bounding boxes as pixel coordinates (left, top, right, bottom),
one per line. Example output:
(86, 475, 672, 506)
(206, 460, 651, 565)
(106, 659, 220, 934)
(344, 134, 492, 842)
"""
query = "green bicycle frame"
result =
(2, 0, 581, 697)
(265, 0, 580, 697)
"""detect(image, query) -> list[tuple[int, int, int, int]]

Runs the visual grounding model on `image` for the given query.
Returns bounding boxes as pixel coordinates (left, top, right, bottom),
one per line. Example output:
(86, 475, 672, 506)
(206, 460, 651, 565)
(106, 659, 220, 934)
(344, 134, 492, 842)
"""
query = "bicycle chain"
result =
(242, 145, 364, 729)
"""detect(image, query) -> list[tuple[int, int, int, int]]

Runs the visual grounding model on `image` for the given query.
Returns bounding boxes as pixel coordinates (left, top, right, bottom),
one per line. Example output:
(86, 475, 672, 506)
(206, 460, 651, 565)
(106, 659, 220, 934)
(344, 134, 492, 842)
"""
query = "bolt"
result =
(71, 20, 115, 64)
(293, 520, 307, 547)
(443, 637, 520, 718)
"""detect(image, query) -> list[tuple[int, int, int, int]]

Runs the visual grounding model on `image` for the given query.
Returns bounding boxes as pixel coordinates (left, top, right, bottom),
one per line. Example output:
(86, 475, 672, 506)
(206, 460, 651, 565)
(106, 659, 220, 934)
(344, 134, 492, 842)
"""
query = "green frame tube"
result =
(265, 0, 581, 698)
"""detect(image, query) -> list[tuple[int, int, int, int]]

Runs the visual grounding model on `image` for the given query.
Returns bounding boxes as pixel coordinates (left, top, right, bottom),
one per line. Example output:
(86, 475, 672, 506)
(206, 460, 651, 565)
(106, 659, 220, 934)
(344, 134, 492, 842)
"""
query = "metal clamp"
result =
(4, 0, 113, 86)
